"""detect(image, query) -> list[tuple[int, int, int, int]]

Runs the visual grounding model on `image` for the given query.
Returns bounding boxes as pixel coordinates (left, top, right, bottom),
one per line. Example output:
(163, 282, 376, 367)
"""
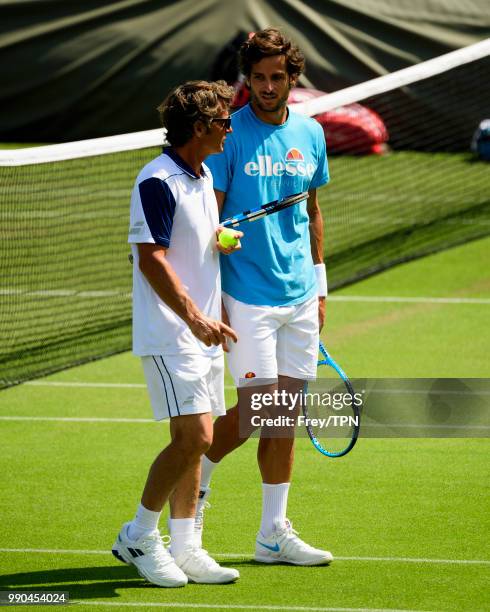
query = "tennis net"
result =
(1, 40, 489, 387)
(297, 39, 490, 288)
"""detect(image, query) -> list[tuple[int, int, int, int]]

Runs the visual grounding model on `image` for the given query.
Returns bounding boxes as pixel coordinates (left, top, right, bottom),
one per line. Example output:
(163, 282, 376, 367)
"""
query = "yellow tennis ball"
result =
(218, 228, 240, 248)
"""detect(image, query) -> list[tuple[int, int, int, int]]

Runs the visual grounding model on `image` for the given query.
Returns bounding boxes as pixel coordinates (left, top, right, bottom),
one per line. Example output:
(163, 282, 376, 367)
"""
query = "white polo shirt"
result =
(128, 148, 222, 358)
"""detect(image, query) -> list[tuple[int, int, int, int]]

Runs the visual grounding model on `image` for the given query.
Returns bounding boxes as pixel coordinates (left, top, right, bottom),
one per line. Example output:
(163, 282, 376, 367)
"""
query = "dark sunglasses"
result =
(210, 117, 232, 129)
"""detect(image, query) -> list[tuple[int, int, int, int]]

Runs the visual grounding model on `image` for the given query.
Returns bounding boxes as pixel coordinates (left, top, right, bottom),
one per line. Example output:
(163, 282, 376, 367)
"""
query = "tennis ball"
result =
(218, 228, 240, 248)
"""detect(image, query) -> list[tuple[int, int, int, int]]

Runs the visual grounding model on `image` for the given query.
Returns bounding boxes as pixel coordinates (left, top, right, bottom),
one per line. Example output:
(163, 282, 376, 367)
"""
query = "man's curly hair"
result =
(239, 28, 305, 81)
(157, 80, 235, 147)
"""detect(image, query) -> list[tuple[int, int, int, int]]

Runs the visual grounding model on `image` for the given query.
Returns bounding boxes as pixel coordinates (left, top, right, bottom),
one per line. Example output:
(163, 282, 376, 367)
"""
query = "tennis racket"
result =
(302, 342, 360, 458)
(221, 191, 309, 228)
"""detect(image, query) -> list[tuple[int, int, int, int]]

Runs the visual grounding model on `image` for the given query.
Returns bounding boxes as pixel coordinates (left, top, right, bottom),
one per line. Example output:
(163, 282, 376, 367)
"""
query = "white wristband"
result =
(314, 263, 328, 297)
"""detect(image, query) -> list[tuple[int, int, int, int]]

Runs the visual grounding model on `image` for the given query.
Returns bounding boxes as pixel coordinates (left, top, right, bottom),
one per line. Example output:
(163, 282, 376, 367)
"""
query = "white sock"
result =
(127, 503, 161, 541)
(200, 455, 218, 490)
(260, 483, 290, 538)
(169, 518, 195, 558)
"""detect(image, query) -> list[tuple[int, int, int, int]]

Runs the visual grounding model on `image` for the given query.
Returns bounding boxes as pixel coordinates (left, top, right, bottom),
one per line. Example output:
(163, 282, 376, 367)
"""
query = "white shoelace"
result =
(278, 523, 313, 554)
(140, 532, 174, 566)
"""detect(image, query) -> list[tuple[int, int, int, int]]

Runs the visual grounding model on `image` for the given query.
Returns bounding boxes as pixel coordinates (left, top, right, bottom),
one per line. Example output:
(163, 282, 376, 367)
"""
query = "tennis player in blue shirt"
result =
(200, 28, 333, 565)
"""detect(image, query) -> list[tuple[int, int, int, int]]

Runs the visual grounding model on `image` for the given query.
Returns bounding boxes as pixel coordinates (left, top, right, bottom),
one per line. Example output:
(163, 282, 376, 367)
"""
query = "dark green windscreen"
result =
(1, 0, 489, 143)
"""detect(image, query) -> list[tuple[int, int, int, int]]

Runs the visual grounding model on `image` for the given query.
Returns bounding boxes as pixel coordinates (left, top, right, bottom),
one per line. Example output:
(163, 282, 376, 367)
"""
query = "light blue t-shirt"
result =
(206, 103, 329, 306)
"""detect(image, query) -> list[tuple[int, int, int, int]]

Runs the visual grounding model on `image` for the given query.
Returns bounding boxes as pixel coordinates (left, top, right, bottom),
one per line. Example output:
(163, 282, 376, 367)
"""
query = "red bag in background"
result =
(288, 88, 388, 155)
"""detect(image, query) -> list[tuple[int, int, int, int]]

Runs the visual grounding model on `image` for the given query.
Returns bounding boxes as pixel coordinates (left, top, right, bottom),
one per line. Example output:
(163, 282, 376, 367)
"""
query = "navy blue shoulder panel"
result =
(138, 177, 177, 247)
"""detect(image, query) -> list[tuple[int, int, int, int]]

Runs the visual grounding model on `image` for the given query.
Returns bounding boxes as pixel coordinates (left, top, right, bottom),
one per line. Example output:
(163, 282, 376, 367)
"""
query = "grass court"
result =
(1, 236, 489, 611)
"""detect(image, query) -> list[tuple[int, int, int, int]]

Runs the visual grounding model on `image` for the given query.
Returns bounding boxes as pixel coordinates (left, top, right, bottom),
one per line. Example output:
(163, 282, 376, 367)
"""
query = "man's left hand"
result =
(215, 227, 244, 255)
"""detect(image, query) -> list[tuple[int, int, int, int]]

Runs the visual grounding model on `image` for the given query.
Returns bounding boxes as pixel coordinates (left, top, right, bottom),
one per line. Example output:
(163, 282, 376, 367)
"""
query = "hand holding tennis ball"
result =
(219, 228, 240, 248)
(217, 227, 243, 252)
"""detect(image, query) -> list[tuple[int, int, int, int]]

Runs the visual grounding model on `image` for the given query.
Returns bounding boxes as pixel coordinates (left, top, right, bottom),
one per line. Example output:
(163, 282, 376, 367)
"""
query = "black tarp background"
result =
(1, 0, 489, 143)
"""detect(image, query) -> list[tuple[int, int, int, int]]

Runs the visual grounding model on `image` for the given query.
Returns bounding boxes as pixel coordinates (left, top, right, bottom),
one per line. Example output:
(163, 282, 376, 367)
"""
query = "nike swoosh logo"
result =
(257, 541, 280, 552)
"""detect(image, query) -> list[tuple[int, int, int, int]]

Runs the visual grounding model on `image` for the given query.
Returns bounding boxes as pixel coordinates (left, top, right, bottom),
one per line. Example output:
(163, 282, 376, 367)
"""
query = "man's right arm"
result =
(214, 189, 226, 214)
(137, 243, 237, 349)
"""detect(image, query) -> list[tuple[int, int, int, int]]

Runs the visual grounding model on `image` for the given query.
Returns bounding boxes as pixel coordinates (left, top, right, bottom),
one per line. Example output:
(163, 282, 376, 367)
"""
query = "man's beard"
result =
(251, 88, 290, 113)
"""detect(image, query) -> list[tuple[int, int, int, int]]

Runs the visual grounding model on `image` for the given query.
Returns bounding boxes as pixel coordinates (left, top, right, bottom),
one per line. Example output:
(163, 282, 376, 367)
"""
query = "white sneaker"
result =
(174, 546, 240, 584)
(255, 519, 333, 566)
(194, 487, 211, 547)
(112, 522, 188, 587)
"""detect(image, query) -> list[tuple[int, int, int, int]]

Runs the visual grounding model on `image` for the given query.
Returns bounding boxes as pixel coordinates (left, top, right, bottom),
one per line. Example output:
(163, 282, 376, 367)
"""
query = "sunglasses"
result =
(210, 117, 232, 129)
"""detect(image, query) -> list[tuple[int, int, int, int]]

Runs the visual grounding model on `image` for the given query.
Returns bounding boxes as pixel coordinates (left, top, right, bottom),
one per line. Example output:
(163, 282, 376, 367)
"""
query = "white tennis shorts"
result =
(141, 353, 226, 420)
(222, 293, 319, 387)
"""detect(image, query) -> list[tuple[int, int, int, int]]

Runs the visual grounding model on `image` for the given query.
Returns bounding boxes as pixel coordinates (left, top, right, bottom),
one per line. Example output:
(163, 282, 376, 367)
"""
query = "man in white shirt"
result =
(112, 80, 241, 587)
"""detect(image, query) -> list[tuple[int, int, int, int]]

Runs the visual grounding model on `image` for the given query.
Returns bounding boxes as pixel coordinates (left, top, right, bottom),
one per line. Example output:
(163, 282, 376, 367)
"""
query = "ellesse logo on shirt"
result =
(244, 148, 315, 177)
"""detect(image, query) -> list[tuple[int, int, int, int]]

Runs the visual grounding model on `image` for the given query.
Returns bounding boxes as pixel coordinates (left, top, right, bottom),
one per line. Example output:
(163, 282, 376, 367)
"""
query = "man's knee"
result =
(173, 430, 212, 457)
(171, 414, 213, 456)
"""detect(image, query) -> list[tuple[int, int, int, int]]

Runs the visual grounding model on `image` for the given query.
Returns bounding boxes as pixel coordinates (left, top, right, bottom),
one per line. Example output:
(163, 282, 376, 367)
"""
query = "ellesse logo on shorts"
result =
(244, 149, 315, 177)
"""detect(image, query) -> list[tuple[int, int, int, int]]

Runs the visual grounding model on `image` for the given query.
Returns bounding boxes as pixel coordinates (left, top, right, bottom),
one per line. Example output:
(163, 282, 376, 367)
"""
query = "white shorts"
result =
(141, 353, 226, 421)
(222, 293, 319, 387)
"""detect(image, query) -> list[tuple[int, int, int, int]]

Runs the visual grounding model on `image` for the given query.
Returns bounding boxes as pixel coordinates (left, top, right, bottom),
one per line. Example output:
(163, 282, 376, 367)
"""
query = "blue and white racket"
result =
(302, 342, 360, 458)
(221, 191, 308, 228)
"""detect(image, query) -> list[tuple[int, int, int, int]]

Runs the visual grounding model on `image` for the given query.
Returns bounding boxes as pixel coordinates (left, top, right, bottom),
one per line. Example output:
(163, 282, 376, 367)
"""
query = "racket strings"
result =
(303, 347, 360, 457)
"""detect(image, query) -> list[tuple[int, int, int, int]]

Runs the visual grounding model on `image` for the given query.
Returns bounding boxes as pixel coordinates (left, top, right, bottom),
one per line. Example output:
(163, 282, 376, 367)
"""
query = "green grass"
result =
(328, 236, 490, 378)
(1, 237, 489, 611)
